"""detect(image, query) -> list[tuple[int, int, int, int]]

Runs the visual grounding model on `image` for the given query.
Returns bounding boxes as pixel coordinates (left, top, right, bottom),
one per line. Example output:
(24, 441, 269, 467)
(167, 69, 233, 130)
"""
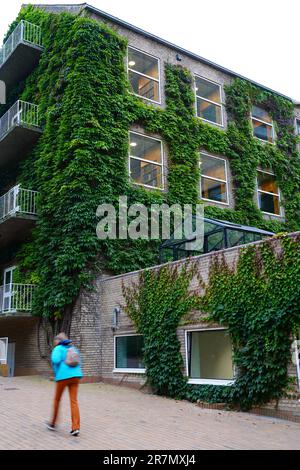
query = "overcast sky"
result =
(1, 0, 299, 101)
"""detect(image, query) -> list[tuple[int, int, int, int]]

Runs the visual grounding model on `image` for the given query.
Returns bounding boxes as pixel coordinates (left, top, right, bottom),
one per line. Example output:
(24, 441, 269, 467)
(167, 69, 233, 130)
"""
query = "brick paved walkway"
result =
(0, 376, 299, 450)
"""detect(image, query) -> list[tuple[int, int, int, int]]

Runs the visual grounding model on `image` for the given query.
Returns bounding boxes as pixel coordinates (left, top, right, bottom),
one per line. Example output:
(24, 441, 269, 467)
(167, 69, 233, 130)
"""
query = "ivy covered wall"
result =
(0, 4, 299, 322)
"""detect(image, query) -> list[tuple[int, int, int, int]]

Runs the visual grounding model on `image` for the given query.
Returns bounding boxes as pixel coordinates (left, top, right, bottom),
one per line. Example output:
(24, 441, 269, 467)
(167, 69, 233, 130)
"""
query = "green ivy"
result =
(123, 234, 300, 409)
(0, 4, 299, 326)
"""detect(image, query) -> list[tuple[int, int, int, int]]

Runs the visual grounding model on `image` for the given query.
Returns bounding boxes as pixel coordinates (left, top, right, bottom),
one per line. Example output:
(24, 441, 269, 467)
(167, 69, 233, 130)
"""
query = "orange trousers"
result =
(51, 377, 80, 430)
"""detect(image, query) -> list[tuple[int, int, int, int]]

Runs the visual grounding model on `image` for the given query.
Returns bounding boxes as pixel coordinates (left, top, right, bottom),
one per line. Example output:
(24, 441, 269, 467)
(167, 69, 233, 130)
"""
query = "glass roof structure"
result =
(159, 217, 274, 263)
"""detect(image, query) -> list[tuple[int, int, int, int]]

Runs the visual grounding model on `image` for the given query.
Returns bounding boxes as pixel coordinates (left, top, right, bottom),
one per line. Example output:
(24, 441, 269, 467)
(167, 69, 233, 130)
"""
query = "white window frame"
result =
(113, 333, 146, 374)
(129, 131, 164, 190)
(127, 46, 161, 105)
(0, 337, 8, 364)
(251, 107, 275, 144)
(295, 118, 300, 136)
(200, 152, 229, 206)
(256, 169, 282, 217)
(185, 328, 235, 386)
(195, 75, 224, 127)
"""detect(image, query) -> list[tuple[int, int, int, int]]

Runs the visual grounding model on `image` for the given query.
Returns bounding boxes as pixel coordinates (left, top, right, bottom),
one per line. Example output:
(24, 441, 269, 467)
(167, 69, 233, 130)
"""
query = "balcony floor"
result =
(0, 124, 42, 168)
(0, 42, 43, 90)
(0, 213, 36, 249)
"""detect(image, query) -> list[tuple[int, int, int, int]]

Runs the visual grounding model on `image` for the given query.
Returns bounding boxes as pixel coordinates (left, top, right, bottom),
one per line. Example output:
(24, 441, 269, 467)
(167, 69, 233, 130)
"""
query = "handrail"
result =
(0, 283, 34, 314)
(0, 100, 40, 141)
(0, 20, 42, 66)
(0, 185, 38, 220)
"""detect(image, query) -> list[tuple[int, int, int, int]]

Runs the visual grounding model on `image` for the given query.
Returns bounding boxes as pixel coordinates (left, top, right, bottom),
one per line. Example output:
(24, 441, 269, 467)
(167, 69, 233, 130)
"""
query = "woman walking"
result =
(46, 332, 83, 436)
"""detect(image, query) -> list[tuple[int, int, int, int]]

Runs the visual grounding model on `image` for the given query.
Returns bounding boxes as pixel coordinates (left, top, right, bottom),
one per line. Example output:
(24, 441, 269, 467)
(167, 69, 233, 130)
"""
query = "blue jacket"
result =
(51, 340, 83, 382)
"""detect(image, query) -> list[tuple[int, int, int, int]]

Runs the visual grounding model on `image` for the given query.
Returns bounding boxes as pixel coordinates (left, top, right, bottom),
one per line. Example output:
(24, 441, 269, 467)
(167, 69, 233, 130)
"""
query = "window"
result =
(128, 47, 160, 103)
(186, 329, 234, 385)
(114, 335, 145, 372)
(195, 76, 223, 126)
(129, 132, 164, 189)
(251, 106, 274, 143)
(200, 153, 228, 204)
(257, 170, 281, 216)
(296, 119, 300, 136)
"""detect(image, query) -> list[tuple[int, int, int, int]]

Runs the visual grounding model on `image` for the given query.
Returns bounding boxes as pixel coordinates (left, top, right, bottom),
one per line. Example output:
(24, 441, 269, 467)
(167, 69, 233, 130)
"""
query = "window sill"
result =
(188, 378, 234, 386)
(113, 368, 146, 374)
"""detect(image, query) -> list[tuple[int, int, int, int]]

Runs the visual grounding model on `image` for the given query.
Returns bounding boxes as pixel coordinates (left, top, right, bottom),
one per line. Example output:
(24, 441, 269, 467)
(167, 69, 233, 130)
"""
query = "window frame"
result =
(256, 169, 282, 217)
(194, 75, 224, 127)
(200, 152, 229, 206)
(251, 106, 275, 144)
(113, 333, 146, 374)
(127, 46, 161, 105)
(129, 131, 165, 191)
(295, 118, 300, 136)
(184, 328, 235, 386)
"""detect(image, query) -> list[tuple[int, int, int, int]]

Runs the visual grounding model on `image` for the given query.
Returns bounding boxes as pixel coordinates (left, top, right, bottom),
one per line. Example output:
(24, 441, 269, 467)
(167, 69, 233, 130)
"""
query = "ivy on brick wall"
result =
(0, 4, 299, 327)
(123, 234, 300, 409)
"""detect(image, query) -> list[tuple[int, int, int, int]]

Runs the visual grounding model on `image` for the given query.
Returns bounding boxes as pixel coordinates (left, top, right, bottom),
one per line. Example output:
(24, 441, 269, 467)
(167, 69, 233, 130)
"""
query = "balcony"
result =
(0, 185, 38, 249)
(0, 283, 34, 316)
(0, 20, 43, 90)
(0, 100, 42, 167)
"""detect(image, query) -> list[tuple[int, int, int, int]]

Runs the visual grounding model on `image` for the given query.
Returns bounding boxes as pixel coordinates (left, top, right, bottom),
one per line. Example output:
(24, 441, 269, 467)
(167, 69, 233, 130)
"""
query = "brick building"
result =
(0, 3, 300, 418)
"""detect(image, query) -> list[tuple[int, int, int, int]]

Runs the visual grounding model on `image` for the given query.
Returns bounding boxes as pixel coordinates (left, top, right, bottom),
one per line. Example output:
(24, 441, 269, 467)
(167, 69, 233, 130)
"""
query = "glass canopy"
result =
(159, 216, 274, 263)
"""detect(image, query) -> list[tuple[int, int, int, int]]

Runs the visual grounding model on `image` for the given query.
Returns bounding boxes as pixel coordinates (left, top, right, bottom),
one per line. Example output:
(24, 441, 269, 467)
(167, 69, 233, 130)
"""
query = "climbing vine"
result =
(0, 4, 299, 329)
(123, 234, 300, 409)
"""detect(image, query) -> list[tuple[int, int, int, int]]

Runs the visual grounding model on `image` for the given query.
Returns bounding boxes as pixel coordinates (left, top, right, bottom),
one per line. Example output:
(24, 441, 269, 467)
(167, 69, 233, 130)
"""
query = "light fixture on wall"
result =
(176, 54, 182, 62)
(112, 307, 120, 331)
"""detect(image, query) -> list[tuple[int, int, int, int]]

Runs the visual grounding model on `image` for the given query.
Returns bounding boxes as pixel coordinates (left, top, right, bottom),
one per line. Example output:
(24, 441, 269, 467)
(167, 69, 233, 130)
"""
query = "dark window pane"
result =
(257, 172, 278, 194)
(252, 119, 274, 142)
(116, 336, 144, 369)
(130, 158, 162, 188)
(201, 154, 226, 180)
(252, 106, 272, 123)
(129, 133, 162, 163)
(129, 71, 159, 101)
(195, 77, 221, 104)
(258, 192, 280, 215)
(128, 48, 159, 79)
(201, 177, 227, 203)
(197, 98, 222, 124)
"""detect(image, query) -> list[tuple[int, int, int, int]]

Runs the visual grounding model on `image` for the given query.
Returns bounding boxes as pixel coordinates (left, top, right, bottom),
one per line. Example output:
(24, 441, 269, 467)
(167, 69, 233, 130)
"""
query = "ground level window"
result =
(115, 335, 145, 371)
(187, 330, 234, 383)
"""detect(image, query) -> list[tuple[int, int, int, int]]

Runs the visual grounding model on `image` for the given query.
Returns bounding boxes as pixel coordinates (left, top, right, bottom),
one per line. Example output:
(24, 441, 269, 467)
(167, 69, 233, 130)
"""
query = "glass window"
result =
(188, 330, 234, 380)
(115, 336, 144, 370)
(251, 106, 274, 143)
(129, 132, 163, 189)
(195, 77, 223, 126)
(257, 170, 281, 215)
(296, 119, 300, 136)
(128, 47, 160, 103)
(200, 153, 228, 204)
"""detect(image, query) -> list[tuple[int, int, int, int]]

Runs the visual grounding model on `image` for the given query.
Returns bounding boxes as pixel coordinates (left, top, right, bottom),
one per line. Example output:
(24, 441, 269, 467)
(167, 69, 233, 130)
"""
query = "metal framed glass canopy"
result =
(159, 217, 274, 263)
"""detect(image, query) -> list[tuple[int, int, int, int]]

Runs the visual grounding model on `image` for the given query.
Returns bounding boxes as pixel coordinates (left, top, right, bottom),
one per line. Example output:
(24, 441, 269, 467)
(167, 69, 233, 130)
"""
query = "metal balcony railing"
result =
(0, 185, 38, 221)
(0, 20, 42, 66)
(0, 283, 34, 314)
(0, 100, 40, 141)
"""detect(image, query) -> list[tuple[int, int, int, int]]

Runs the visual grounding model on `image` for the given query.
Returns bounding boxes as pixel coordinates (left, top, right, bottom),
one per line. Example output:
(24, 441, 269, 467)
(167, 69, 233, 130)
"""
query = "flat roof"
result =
(24, 3, 296, 102)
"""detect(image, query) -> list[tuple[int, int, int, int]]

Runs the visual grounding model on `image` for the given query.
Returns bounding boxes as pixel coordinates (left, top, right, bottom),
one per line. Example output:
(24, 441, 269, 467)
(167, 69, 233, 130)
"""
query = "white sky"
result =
(1, 0, 299, 101)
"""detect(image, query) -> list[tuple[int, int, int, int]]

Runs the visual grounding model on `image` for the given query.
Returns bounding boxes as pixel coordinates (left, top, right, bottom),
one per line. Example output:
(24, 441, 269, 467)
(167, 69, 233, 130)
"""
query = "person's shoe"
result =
(70, 429, 80, 436)
(46, 422, 56, 431)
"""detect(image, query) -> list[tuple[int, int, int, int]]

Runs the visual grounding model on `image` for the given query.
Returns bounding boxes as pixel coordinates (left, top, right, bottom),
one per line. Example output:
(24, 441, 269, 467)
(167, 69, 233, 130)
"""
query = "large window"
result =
(187, 329, 234, 385)
(251, 106, 274, 143)
(129, 132, 164, 189)
(128, 47, 160, 103)
(200, 153, 228, 204)
(195, 76, 223, 126)
(114, 335, 145, 372)
(257, 170, 281, 216)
